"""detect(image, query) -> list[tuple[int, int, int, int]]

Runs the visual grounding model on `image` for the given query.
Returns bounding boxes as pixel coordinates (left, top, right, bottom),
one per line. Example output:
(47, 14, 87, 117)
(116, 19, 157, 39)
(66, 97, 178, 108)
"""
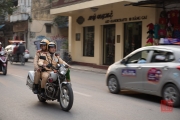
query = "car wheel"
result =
(108, 75, 120, 94)
(162, 84, 180, 107)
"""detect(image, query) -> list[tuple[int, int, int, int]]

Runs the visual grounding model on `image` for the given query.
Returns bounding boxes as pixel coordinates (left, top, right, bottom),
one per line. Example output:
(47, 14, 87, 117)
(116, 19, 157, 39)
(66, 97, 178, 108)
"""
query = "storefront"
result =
(127, 0, 180, 47)
(13, 21, 28, 47)
(51, 0, 158, 66)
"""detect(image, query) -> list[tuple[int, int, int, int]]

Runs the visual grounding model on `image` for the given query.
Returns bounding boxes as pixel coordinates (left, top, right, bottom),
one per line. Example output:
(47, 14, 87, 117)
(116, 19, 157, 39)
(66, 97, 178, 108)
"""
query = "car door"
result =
(119, 49, 151, 90)
(141, 49, 174, 93)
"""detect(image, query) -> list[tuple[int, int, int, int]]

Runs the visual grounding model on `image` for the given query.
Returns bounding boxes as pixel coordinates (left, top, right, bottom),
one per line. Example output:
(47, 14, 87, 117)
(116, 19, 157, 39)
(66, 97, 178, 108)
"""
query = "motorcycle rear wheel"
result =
(37, 94, 46, 102)
(59, 84, 74, 111)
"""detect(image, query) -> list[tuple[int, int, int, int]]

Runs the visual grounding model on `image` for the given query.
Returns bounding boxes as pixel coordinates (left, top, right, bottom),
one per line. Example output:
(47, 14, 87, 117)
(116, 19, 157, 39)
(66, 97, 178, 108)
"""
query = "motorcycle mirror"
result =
(39, 56, 46, 60)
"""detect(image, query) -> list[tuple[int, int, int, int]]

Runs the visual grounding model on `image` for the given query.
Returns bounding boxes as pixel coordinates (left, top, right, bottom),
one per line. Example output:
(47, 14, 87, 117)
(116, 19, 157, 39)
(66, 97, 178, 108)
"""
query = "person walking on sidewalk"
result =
(17, 42, 25, 62)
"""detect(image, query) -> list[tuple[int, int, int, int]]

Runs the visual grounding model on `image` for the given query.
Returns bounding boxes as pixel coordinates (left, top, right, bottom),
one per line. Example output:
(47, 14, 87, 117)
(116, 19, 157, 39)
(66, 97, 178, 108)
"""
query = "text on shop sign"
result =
(88, 11, 113, 21)
(105, 16, 147, 23)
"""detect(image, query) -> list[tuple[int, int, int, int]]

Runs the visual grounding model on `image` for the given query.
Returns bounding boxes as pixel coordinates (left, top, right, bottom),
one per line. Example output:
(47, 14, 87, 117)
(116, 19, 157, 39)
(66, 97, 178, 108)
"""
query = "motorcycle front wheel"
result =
(59, 84, 74, 111)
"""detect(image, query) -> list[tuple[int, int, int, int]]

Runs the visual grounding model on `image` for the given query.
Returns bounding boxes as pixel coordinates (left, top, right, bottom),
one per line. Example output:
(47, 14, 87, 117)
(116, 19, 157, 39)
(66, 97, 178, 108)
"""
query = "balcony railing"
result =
(10, 14, 29, 22)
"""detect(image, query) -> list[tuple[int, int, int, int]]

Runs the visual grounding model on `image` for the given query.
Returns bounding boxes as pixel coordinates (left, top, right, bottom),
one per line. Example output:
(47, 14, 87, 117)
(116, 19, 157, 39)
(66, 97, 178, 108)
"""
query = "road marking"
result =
(74, 91, 92, 97)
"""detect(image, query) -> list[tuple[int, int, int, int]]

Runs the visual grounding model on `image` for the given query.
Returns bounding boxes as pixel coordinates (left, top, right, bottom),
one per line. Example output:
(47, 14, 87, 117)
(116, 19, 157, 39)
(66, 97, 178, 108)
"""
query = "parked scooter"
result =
(0, 51, 8, 75)
(9, 53, 25, 65)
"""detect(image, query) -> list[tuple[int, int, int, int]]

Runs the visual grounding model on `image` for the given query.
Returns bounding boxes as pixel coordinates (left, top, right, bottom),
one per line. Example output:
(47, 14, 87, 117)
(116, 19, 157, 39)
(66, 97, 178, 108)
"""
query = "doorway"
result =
(124, 22, 142, 57)
(103, 24, 115, 65)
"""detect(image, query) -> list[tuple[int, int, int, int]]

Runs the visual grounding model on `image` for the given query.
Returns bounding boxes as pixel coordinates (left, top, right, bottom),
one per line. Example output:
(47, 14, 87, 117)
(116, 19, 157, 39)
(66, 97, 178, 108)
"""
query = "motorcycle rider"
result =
(0, 42, 4, 52)
(17, 42, 25, 61)
(33, 39, 49, 94)
(38, 42, 71, 97)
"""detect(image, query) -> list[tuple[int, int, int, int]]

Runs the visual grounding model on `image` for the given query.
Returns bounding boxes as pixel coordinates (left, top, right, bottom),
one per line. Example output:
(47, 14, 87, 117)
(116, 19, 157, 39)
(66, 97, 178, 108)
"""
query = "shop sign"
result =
(105, 15, 147, 23)
(88, 11, 113, 21)
(13, 21, 28, 32)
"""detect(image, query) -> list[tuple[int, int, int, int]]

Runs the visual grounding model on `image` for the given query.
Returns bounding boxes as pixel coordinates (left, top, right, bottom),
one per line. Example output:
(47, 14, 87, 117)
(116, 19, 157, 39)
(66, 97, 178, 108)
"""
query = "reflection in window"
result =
(151, 51, 175, 62)
(83, 26, 94, 57)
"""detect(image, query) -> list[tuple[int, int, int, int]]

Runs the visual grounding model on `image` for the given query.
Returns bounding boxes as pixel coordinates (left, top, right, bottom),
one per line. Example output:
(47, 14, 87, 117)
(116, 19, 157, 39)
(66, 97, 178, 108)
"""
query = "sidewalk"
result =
(28, 59, 107, 74)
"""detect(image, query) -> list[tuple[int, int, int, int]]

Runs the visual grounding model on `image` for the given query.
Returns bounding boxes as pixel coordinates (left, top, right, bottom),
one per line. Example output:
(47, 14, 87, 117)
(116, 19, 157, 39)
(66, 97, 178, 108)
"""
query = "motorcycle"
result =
(0, 51, 8, 75)
(26, 56, 74, 111)
(9, 53, 25, 65)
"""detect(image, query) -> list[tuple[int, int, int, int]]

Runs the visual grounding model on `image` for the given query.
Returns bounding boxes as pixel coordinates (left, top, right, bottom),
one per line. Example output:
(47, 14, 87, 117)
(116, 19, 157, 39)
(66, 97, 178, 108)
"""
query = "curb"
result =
(28, 59, 106, 74)
(71, 67, 106, 74)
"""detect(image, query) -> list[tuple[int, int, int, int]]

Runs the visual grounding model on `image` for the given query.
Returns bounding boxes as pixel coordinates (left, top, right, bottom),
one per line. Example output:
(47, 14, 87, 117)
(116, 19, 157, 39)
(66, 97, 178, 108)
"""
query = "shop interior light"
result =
(90, 7, 98, 12)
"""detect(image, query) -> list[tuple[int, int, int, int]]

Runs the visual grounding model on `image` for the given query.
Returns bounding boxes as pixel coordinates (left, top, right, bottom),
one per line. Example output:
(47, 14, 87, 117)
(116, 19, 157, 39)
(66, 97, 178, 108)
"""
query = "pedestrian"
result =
(17, 42, 25, 61)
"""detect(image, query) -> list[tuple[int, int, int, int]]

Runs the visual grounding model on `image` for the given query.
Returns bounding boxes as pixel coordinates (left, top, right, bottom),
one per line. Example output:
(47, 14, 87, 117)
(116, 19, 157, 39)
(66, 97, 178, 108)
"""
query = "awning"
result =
(124, 0, 180, 9)
(0, 24, 5, 29)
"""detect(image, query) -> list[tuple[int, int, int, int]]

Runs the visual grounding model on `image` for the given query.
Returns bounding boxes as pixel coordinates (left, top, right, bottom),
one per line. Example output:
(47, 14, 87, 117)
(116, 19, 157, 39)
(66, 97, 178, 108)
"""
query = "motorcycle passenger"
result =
(38, 42, 71, 97)
(33, 39, 49, 94)
(17, 42, 25, 61)
(0, 42, 4, 52)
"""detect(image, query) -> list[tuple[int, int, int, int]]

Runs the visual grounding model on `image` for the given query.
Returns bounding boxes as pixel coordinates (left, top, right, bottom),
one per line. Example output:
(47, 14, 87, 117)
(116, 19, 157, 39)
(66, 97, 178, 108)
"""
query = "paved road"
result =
(0, 62, 180, 120)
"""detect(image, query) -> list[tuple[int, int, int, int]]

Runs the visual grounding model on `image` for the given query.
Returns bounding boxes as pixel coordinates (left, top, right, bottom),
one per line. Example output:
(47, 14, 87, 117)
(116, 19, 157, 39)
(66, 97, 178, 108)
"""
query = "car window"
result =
(150, 50, 175, 63)
(127, 50, 150, 64)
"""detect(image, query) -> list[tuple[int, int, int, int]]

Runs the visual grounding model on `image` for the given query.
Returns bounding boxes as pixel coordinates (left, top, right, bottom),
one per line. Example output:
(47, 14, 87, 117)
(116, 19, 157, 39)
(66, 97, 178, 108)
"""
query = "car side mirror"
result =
(39, 56, 46, 60)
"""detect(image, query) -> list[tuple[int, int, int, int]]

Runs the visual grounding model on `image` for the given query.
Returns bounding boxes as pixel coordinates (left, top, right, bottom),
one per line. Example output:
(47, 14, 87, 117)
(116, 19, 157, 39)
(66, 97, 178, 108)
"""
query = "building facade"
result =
(50, 0, 161, 66)
(10, 0, 31, 48)
(29, 0, 68, 57)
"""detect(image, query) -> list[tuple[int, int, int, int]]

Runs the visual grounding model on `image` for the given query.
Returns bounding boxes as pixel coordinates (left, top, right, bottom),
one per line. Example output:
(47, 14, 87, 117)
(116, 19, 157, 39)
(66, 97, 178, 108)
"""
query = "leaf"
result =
(0, 0, 16, 15)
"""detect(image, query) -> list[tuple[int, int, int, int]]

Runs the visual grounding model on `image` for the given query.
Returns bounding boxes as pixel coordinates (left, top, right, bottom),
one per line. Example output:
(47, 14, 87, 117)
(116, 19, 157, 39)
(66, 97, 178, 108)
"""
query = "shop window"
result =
(46, 25, 51, 33)
(83, 26, 94, 57)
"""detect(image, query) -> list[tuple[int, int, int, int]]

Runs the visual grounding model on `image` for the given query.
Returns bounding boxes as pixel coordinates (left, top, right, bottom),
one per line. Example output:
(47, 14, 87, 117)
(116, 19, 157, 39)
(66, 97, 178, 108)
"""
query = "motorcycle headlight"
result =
(60, 66, 67, 75)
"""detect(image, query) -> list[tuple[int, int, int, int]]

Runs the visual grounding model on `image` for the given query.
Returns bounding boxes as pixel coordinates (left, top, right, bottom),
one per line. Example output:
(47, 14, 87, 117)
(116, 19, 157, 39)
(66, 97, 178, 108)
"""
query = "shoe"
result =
(33, 84, 39, 94)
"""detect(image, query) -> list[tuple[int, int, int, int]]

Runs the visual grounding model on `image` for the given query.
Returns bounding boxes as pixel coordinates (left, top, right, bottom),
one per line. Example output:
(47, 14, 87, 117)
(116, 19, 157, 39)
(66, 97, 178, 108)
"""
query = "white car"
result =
(5, 45, 30, 62)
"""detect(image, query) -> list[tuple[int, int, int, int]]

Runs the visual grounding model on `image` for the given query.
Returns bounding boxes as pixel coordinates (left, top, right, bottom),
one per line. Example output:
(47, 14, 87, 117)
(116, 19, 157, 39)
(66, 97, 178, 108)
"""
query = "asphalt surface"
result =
(0, 62, 180, 120)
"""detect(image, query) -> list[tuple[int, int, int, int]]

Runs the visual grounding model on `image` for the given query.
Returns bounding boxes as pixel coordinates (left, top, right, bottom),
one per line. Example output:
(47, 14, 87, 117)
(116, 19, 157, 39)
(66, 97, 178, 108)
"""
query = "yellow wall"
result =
(67, 2, 157, 65)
